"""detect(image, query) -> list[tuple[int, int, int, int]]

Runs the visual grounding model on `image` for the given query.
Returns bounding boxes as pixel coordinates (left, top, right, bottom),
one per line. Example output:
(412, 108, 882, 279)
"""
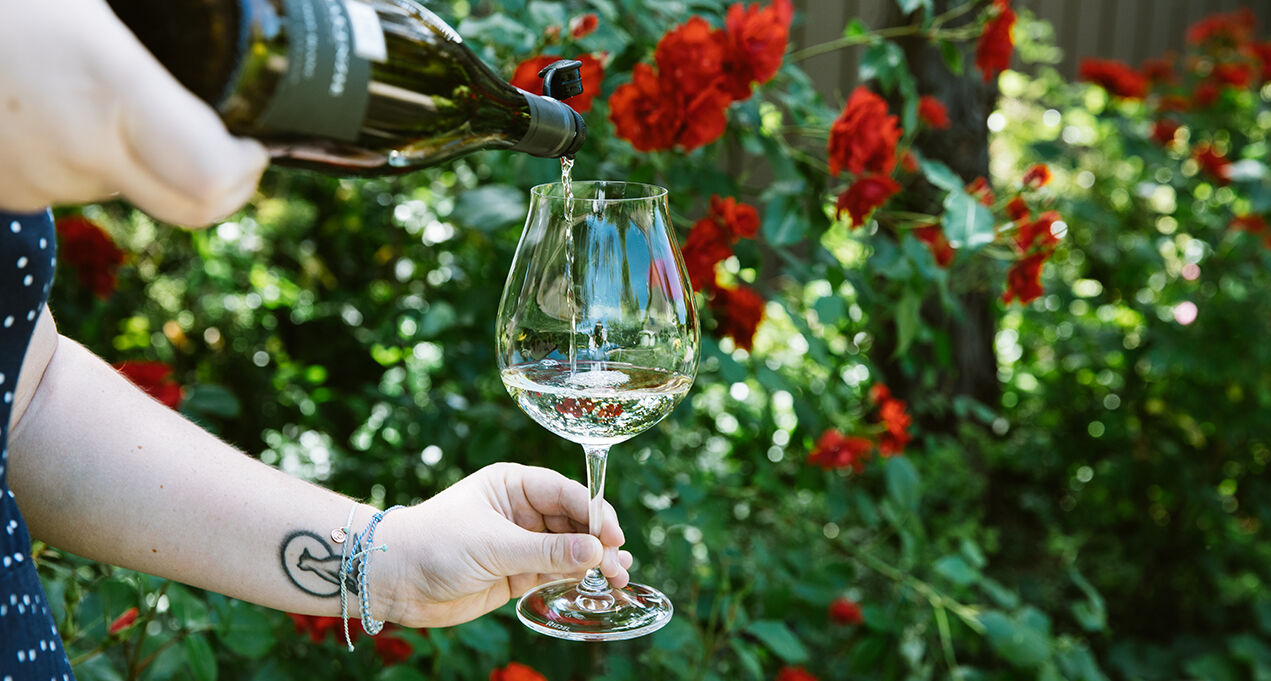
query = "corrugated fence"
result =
(790, 0, 1270, 103)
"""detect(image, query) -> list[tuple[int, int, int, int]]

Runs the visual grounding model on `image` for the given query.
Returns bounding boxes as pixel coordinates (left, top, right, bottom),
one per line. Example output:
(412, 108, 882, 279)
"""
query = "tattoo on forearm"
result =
(280, 530, 359, 598)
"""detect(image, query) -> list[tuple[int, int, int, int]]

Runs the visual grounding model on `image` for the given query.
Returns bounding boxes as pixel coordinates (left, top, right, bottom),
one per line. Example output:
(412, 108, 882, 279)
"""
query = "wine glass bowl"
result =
(496, 180, 699, 640)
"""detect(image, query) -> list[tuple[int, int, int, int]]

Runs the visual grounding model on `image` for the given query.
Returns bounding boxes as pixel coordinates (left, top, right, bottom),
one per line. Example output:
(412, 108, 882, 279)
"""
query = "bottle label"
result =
(259, 0, 381, 141)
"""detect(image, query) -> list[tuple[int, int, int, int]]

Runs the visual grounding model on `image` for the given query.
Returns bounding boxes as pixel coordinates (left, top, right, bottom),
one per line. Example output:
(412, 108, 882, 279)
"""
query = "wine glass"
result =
(496, 180, 699, 641)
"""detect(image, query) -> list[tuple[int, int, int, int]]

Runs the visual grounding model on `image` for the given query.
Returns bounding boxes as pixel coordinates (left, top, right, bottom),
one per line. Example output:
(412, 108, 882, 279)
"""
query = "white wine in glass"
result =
(496, 180, 699, 641)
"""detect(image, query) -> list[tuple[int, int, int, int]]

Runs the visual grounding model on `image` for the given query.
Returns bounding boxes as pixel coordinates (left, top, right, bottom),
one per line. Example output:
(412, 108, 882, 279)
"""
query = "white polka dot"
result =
(0, 373, 4, 385)
(16, 650, 24, 662)
(3, 393, 11, 404)
(16, 604, 23, 614)
(2, 557, 9, 568)
(26, 310, 35, 321)
(21, 594, 29, 605)
(0, 604, 6, 615)
(39, 238, 47, 249)
(16, 256, 27, 268)
(27, 649, 36, 660)
(2, 316, 12, 327)
(15, 553, 24, 563)
(38, 641, 46, 651)
(9, 221, 20, 234)
(22, 274, 33, 286)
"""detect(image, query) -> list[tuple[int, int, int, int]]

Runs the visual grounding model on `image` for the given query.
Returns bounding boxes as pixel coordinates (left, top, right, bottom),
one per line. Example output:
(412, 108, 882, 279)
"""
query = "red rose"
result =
(676, 87, 734, 150)
(373, 626, 414, 666)
(1078, 58, 1148, 99)
(1186, 8, 1257, 47)
(808, 429, 873, 472)
(878, 397, 912, 456)
(1211, 62, 1252, 88)
(709, 195, 760, 240)
(913, 224, 955, 267)
(966, 176, 995, 206)
(776, 666, 820, 681)
(1001, 251, 1048, 305)
(1193, 143, 1231, 185)
(901, 151, 920, 174)
(511, 54, 604, 113)
(828, 87, 902, 176)
(975, 0, 1016, 83)
(720, 0, 794, 100)
(655, 16, 729, 94)
(1156, 95, 1189, 113)
(1140, 56, 1177, 86)
(569, 13, 598, 39)
(870, 383, 893, 404)
(828, 597, 864, 625)
(682, 217, 734, 291)
(490, 662, 548, 681)
(917, 95, 951, 129)
(113, 360, 184, 410)
(609, 64, 682, 151)
(1151, 119, 1182, 147)
(108, 607, 139, 635)
(709, 284, 764, 350)
(1015, 211, 1061, 252)
(1021, 163, 1052, 188)
(1006, 197, 1030, 222)
(55, 215, 126, 299)
(1231, 214, 1271, 248)
(836, 175, 901, 228)
(1194, 81, 1220, 109)
(1249, 42, 1271, 82)
(287, 614, 351, 645)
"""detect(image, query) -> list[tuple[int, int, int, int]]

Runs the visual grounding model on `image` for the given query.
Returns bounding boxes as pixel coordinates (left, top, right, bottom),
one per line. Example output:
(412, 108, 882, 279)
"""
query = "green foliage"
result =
(36, 2, 1271, 681)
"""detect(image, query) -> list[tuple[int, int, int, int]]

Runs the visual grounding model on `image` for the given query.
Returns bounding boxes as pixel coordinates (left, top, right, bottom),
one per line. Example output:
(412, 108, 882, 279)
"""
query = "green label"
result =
(260, 0, 373, 141)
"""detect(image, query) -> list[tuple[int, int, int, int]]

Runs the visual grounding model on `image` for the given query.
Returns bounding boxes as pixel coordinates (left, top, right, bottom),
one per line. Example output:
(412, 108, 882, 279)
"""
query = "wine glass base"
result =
(516, 578, 673, 641)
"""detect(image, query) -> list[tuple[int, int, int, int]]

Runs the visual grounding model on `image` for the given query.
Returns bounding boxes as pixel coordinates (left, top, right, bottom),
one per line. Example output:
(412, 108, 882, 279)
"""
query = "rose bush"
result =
(35, 1, 1271, 680)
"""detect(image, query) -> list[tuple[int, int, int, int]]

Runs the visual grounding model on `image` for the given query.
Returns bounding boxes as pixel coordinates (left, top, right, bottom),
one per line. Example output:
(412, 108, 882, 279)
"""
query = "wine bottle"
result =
(104, 0, 587, 175)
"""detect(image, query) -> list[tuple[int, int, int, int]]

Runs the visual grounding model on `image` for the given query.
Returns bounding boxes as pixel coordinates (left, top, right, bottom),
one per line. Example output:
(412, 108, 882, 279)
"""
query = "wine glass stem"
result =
(578, 444, 612, 597)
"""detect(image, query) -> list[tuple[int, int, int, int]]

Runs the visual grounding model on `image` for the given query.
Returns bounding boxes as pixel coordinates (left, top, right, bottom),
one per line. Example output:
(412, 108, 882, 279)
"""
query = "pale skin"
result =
(1, 0, 632, 632)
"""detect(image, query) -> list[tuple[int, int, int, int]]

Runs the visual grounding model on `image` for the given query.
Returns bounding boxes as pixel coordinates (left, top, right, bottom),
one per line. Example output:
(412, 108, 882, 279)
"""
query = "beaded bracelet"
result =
(337, 504, 405, 651)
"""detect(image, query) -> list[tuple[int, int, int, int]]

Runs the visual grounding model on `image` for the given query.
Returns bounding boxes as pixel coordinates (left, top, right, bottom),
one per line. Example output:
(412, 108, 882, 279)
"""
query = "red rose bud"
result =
(966, 176, 995, 206)
(1021, 164, 1052, 188)
(913, 224, 955, 267)
(917, 95, 951, 129)
(836, 175, 901, 228)
(709, 195, 760, 240)
(709, 284, 765, 350)
(1002, 251, 1049, 305)
(776, 667, 821, 681)
(829, 597, 864, 625)
(808, 429, 873, 472)
(490, 662, 548, 681)
(569, 13, 598, 39)
(1151, 119, 1182, 147)
(681, 218, 734, 291)
(1006, 196, 1030, 222)
(108, 607, 139, 635)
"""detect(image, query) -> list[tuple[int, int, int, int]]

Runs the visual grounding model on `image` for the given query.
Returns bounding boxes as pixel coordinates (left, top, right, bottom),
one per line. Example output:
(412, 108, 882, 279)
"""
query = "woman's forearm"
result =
(7, 323, 384, 618)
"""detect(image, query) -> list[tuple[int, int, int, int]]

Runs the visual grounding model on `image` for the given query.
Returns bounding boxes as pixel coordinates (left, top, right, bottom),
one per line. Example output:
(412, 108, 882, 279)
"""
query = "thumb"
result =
(493, 529, 602, 577)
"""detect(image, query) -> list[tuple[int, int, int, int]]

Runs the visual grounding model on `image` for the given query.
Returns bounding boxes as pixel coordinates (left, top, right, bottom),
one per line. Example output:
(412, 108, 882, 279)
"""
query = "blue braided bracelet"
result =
(338, 504, 405, 649)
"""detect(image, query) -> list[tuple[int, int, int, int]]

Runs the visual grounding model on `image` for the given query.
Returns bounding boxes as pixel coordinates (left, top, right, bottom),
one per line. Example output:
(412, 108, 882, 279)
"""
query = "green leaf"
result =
(941, 190, 996, 250)
(730, 639, 764, 680)
(453, 185, 527, 231)
(917, 154, 964, 192)
(893, 290, 920, 358)
(184, 633, 218, 681)
(813, 294, 847, 327)
(978, 611, 1051, 668)
(895, 0, 932, 14)
(181, 384, 241, 419)
(933, 554, 980, 586)
(1056, 641, 1109, 681)
(960, 538, 987, 568)
(377, 666, 432, 681)
(762, 194, 807, 246)
(1184, 653, 1241, 681)
(745, 620, 809, 664)
(1069, 568, 1106, 632)
(453, 616, 509, 658)
(939, 40, 965, 75)
(859, 41, 906, 93)
(979, 577, 1021, 609)
(217, 605, 276, 659)
(166, 584, 210, 630)
(527, 0, 566, 28)
(1254, 598, 1271, 635)
(844, 17, 869, 38)
(885, 456, 921, 512)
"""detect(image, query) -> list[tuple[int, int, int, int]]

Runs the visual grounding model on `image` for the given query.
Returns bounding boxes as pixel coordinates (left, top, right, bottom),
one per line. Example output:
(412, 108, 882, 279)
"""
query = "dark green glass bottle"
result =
(105, 0, 586, 174)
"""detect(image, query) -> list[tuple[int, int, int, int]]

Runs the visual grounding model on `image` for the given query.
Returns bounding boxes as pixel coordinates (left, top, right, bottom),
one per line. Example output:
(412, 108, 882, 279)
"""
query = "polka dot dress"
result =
(0, 211, 75, 679)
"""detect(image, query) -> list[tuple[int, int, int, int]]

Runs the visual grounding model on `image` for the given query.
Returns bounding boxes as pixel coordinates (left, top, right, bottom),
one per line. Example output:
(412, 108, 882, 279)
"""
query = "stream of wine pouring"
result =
(561, 156, 577, 376)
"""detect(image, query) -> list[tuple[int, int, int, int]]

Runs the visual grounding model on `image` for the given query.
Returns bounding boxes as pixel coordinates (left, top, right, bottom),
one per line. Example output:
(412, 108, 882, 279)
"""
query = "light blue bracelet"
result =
(338, 504, 405, 649)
